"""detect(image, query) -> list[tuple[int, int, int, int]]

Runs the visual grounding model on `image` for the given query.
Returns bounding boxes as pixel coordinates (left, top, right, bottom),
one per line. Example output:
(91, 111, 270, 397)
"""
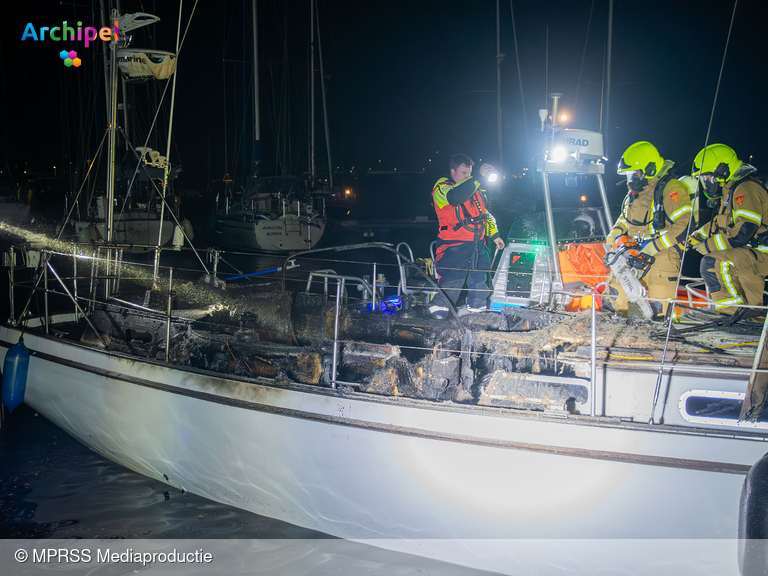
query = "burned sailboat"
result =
(2, 227, 768, 575)
(3, 10, 768, 572)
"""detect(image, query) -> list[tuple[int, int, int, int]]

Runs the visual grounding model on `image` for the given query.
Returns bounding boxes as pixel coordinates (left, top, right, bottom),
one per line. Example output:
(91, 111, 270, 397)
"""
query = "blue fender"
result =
(2, 336, 29, 412)
(739, 451, 768, 575)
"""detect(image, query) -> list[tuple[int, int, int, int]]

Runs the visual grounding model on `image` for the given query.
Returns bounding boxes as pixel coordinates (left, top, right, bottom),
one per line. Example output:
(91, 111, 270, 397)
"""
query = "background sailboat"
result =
(213, 0, 329, 253)
(66, 7, 188, 254)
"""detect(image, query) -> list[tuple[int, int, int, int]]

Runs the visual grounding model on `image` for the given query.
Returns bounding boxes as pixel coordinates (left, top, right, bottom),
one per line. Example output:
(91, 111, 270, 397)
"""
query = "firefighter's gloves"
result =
(605, 229, 624, 246)
(639, 241, 659, 257)
(691, 240, 710, 255)
(686, 235, 702, 248)
(683, 234, 709, 254)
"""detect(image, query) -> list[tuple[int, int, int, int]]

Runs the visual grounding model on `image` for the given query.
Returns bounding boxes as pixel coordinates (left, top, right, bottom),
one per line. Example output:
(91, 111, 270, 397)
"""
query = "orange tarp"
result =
(565, 293, 601, 312)
(558, 242, 610, 288)
(673, 288, 709, 316)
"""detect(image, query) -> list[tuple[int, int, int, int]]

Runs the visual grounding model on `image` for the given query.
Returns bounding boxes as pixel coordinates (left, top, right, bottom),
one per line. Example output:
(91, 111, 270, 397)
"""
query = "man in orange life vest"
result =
(430, 154, 505, 318)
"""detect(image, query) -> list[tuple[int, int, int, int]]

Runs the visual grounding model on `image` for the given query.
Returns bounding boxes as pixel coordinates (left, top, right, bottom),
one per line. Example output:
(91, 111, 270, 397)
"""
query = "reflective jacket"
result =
(432, 176, 500, 242)
(693, 178, 768, 253)
(608, 175, 692, 251)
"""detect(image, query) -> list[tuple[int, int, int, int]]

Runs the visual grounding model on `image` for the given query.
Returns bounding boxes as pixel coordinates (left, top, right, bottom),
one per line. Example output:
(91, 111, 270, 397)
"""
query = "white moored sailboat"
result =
(68, 10, 188, 255)
(213, 0, 328, 253)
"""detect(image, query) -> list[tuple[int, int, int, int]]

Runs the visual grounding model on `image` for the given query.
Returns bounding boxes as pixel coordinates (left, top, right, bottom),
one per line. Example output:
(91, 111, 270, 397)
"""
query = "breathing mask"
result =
(626, 171, 647, 192)
(699, 173, 722, 201)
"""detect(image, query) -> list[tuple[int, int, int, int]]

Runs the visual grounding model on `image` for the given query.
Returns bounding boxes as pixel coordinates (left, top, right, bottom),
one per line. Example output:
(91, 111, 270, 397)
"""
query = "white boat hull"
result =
(75, 218, 175, 253)
(0, 324, 761, 574)
(0, 201, 31, 223)
(215, 215, 325, 252)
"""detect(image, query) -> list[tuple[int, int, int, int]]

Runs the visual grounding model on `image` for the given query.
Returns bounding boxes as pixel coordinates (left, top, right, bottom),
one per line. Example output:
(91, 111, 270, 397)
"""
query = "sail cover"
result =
(117, 49, 177, 80)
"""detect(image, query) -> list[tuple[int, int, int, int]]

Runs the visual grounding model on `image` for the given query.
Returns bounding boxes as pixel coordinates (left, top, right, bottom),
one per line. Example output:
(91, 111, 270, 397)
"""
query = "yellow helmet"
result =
(617, 141, 664, 178)
(691, 143, 742, 183)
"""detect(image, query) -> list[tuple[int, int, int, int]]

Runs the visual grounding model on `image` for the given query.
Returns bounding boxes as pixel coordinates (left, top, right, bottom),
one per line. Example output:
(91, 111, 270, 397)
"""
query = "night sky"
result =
(2, 0, 768, 204)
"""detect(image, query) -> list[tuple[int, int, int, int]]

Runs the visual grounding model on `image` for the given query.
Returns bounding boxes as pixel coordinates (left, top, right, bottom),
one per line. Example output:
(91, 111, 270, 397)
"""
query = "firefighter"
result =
(430, 153, 505, 318)
(605, 141, 693, 319)
(687, 144, 768, 316)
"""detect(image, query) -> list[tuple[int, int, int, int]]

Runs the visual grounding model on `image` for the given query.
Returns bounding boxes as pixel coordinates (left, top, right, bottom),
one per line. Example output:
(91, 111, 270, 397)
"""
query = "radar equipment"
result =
(491, 93, 614, 311)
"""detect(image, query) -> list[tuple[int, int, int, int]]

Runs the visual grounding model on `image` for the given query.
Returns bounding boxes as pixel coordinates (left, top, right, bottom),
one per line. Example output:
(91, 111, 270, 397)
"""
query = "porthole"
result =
(679, 390, 768, 429)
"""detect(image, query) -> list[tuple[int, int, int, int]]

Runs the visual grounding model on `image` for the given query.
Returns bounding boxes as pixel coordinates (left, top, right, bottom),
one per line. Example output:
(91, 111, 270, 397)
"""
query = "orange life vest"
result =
(432, 178, 488, 242)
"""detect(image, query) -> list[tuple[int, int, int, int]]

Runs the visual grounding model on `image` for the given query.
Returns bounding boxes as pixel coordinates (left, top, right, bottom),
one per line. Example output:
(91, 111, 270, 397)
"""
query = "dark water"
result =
(0, 403, 329, 540)
(0, 408, 503, 576)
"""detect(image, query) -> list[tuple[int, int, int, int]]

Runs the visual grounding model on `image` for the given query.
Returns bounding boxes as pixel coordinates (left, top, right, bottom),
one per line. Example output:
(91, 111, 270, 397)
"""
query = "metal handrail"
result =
(395, 241, 438, 298)
(305, 269, 373, 303)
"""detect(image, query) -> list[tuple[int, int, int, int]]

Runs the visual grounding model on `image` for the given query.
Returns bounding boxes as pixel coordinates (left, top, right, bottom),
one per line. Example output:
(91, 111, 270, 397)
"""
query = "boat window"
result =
(502, 252, 538, 298)
(506, 208, 606, 244)
(679, 390, 768, 429)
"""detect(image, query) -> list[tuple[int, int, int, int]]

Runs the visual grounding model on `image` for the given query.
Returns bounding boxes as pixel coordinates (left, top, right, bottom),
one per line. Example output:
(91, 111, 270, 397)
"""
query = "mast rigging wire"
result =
(574, 0, 595, 111)
(650, 0, 740, 424)
(509, 0, 528, 149)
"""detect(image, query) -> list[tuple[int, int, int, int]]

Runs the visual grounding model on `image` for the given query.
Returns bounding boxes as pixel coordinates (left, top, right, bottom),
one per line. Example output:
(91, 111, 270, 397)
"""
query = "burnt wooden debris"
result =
(79, 280, 763, 413)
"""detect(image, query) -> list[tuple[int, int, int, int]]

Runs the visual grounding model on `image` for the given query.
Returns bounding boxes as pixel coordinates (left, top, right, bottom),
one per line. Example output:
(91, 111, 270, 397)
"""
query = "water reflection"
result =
(0, 404, 328, 540)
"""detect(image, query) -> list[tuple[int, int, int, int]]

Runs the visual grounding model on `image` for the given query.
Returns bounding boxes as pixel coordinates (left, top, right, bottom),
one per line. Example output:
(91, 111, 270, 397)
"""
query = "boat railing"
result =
(305, 270, 373, 303)
(6, 243, 163, 325)
(5, 239, 768, 427)
(9, 240, 766, 353)
(4, 246, 115, 346)
(395, 242, 438, 301)
(682, 280, 714, 311)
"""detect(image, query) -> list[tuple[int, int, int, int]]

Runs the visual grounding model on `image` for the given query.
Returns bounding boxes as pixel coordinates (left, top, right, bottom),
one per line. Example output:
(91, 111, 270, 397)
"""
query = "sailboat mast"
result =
(495, 0, 502, 183)
(310, 0, 316, 184)
(605, 0, 613, 153)
(105, 8, 119, 243)
(154, 0, 183, 281)
(252, 0, 260, 173)
(316, 2, 332, 191)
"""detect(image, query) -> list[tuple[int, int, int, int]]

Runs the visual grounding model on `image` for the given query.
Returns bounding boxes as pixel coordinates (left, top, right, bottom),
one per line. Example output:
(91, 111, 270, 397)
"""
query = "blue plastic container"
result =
(2, 336, 29, 412)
